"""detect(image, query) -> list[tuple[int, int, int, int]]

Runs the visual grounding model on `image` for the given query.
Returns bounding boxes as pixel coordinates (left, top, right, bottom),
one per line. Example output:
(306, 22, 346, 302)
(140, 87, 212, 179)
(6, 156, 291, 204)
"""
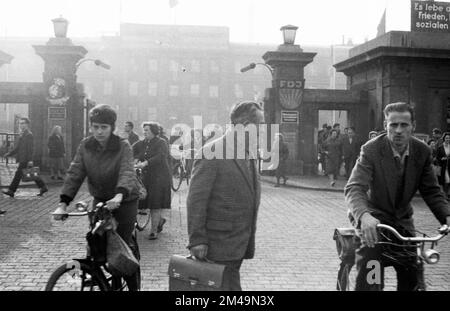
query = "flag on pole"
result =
(169, 0, 179, 8)
(376, 9, 386, 37)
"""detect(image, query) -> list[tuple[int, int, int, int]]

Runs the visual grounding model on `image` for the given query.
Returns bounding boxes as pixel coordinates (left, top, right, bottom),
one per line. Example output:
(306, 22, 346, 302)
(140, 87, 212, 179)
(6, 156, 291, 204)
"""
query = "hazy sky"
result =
(0, 0, 414, 45)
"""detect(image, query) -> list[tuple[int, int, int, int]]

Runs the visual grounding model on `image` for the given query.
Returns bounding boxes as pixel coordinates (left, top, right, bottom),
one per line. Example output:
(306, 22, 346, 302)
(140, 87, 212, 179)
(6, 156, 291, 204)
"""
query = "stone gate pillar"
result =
(33, 17, 87, 167)
(262, 25, 316, 175)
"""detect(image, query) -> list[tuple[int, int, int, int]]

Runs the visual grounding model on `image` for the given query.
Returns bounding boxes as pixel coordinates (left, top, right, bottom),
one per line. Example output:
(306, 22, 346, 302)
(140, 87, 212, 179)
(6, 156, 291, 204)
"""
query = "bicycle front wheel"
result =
(45, 261, 108, 291)
(171, 164, 183, 192)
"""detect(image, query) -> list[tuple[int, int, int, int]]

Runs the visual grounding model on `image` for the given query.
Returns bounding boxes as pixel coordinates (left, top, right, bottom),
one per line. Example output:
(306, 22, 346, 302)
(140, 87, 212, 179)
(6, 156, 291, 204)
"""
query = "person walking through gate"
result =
(2, 117, 48, 198)
(323, 129, 343, 186)
(187, 100, 264, 291)
(48, 125, 66, 180)
(345, 102, 450, 291)
(342, 127, 362, 179)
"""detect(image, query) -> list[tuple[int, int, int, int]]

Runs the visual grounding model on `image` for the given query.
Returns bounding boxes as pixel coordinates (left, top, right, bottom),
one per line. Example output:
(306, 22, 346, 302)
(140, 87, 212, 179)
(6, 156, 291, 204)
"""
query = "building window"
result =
(170, 60, 179, 72)
(148, 82, 157, 96)
(129, 82, 138, 96)
(209, 85, 219, 98)
(148, 59, 158, 72)
(128, 107, 138, 120)
(190, 84, 200, 96)
(169, 85, 179, 97)
(103, 81, 113, 95)
(130, 58, 138, 72)
(234, 84, 243, 98)
(210, 60, 220, 73)
(191, 60, 201, 72)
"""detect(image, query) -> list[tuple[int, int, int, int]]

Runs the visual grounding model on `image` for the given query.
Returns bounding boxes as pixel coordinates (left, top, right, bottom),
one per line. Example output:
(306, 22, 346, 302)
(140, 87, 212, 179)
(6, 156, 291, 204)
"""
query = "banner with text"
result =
(411, 0, 450, 33)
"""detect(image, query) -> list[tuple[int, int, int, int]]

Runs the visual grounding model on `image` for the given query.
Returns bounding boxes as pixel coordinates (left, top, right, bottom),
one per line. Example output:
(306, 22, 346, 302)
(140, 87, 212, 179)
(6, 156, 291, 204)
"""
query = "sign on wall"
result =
(411, 0, 450, 33)
(278, 79, 305, 109)
(281, 110, 299, 124)
(48, 107, 66, 120)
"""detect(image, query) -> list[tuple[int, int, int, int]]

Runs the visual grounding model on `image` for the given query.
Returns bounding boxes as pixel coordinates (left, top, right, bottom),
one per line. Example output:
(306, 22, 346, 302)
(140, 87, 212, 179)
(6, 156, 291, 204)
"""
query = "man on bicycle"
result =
(345, 102, 450, 291)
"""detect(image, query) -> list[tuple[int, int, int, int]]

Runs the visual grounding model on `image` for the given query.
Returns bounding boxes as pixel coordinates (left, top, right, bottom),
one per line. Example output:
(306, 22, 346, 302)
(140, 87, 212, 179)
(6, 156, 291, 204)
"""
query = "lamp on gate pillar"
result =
(255, 25, 317, 175)
(280, 25, 298, 45)
(52, 16, 69, 38)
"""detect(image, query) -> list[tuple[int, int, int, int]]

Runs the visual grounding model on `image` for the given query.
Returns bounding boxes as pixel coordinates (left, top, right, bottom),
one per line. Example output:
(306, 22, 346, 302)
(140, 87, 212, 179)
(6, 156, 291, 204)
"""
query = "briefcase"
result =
(168, 255, 226, 291)
(22, 167, 40, 182)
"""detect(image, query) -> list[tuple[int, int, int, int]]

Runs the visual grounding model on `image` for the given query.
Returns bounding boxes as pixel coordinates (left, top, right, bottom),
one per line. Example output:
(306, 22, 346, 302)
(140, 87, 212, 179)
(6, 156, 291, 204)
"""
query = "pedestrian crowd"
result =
(1, 100, 450, 292)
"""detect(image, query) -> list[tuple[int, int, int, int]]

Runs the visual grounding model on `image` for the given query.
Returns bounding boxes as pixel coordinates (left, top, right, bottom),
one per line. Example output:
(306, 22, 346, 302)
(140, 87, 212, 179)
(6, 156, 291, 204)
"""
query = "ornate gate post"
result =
(263, 25, 316, 175)
(33, 17, 87, 167)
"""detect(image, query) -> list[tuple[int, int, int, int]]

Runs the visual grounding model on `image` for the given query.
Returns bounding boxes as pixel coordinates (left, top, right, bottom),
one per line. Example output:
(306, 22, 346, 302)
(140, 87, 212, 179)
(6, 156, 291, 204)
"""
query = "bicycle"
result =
(171, 147, 192, 192)
(45, 201, 141, 291)
(334, 223, 450, 291)
(135, 167, 150, 231)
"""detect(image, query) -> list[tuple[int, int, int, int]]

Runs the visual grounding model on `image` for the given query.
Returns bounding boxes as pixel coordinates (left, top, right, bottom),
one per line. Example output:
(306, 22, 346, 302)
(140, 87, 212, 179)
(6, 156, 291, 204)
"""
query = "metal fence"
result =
(0, 132, 18, 165)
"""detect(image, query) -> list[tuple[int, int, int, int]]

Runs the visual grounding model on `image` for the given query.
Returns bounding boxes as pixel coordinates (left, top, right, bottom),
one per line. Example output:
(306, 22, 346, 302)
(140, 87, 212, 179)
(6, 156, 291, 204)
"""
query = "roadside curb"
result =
(260, 176, 344, 193)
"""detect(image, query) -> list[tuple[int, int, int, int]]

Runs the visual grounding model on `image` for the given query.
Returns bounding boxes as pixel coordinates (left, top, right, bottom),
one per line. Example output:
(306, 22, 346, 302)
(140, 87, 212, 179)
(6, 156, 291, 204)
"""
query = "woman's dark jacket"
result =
(48, 134, 65, 158)
(60, 134, 139, 223)
(436, 145, 450, 185)
(133, 136, 171, 210)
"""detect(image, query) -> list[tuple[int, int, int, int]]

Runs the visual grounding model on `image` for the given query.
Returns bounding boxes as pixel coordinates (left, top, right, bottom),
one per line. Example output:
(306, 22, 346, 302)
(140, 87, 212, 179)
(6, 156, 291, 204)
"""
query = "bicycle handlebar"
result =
(377, 224, 449, 243)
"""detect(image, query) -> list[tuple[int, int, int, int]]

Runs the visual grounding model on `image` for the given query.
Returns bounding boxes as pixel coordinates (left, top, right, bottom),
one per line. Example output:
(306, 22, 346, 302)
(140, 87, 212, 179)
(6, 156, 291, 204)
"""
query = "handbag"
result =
(22, 166, 40, 182)
(168, 255, 226, 291)
(106, 230, 140, 277)
(136, 175, 147, 200)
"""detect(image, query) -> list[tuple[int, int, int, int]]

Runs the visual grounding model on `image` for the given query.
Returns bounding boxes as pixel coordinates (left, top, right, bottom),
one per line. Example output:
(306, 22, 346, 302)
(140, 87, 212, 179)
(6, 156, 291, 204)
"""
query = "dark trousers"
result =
(215, 259, 243, 291)
(344, 157, 357, 178)
(9, 162, 46, 192)
(355, 228, 425, 291)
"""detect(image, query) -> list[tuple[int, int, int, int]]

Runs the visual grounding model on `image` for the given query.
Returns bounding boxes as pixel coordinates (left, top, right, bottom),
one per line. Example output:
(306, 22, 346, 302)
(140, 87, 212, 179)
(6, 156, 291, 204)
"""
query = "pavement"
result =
(0, 163, 449, 291)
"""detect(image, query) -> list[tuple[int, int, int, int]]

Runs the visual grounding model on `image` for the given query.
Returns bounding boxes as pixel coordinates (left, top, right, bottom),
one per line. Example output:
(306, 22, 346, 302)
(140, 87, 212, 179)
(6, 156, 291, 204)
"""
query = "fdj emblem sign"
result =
(278, 79, 305, 109)
(47, 78, 70, 106)
(411, 0, 450, 33)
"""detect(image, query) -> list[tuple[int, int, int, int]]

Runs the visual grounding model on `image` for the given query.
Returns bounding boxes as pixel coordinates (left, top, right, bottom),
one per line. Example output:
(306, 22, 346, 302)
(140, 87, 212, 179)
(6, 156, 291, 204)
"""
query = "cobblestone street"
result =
(0, 180, 449, 291)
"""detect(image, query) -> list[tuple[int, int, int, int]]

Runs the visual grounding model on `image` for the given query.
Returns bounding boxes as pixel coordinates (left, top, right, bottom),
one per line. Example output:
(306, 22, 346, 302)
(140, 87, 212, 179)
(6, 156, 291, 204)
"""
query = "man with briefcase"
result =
(2, 117, 48, 198)
(184, 101, 264, 291)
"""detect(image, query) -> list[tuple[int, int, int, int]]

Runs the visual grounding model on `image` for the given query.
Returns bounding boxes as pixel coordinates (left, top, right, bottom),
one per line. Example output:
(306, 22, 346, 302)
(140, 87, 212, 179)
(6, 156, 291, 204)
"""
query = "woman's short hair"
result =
(51, 125, 62, 135)
(89, 104, 117, 131)
(442, 132, 450, 141)
(142, 121, 160, 136)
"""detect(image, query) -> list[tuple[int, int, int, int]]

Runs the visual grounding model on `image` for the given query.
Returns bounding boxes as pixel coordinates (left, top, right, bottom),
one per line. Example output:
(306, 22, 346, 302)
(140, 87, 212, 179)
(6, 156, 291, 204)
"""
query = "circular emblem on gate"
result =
(47, 78, 70, 106)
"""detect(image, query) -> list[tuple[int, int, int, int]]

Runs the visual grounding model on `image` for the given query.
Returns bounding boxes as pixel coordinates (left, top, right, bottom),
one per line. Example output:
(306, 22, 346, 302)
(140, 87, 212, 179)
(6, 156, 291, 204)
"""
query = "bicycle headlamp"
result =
(422, 249, 440, 264)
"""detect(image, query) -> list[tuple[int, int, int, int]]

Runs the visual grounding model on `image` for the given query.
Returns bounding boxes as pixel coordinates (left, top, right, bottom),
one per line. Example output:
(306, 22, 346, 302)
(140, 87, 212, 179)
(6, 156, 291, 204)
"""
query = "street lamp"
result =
(280, 25, 298, 45)
(75, 58, 111, 72)
(52, 16, 69, 38)
(240, 62, 274, 76)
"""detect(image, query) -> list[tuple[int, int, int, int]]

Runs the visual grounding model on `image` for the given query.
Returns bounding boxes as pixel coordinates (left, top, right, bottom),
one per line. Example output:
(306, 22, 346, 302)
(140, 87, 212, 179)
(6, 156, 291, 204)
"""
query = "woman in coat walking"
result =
(133, 122, 172, 240)
(51, 104, 141, 290)
(272, 133, 289, 187)
(436, 132, 450, 198)
(324, 129, 342, 187)
(48, 125, 66, 180)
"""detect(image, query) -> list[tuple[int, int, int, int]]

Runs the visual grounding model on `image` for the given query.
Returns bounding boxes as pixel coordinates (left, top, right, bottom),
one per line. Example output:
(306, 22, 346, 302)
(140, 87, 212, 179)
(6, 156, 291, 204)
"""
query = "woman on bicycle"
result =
(133, 122, 171, 240)
(52, 104, 140, 291)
